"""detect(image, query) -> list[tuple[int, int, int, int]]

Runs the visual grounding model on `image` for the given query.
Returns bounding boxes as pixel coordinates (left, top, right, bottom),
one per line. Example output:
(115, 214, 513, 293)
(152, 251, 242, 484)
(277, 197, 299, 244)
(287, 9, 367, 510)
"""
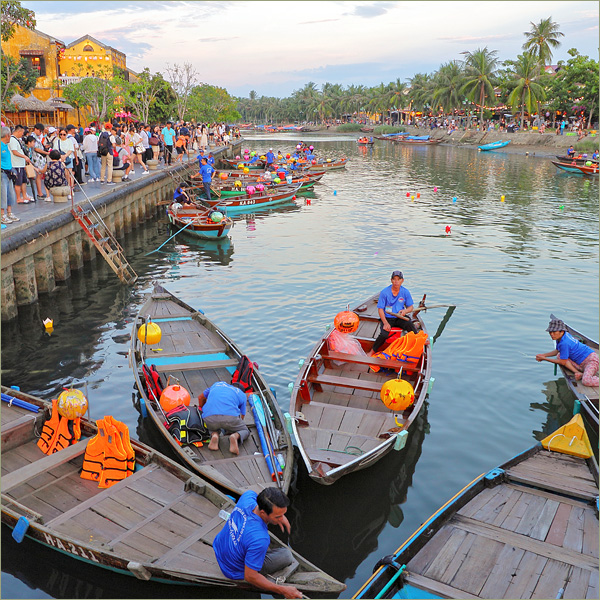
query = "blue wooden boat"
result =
(353, 417, 598, 600)
(478, 140, 511, 151)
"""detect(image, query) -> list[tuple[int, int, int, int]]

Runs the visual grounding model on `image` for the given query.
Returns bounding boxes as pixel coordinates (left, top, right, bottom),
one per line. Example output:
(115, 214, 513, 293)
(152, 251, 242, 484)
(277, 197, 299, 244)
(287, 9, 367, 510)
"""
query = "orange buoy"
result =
(160, 384, 191, 412)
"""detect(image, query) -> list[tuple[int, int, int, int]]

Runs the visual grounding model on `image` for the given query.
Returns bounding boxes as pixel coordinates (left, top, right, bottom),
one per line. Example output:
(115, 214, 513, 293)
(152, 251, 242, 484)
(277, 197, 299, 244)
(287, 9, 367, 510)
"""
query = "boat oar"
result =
(145, 219, 197, 255)
(249, 394, 282, 486)
(1, 392, 40, 412)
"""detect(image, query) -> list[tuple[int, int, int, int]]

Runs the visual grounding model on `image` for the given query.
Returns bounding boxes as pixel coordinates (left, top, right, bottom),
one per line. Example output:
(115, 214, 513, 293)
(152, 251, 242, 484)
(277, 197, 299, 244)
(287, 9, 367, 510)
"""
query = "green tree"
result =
(1, 54, 38, 108)
(61, 65, 120, 124)
(460, 47, 500, 125)
(432, 61, 464, 115)
(164, 62, 199, 122)
(186, 84, 240, 123)
(122, 68, 170, 124)
(507, 53, 546, 128)
(561, 49, 599, 128)
(367, 83, 390, 123)
(523, 17, 564, 67)
(1, 0, 36, 42)
(407, 73, 434, 114)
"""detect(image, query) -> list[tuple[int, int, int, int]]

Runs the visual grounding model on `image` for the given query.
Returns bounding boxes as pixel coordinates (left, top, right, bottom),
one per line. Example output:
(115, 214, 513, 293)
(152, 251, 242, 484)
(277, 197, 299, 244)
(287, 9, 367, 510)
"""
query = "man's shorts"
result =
(14, 167, 27, 185)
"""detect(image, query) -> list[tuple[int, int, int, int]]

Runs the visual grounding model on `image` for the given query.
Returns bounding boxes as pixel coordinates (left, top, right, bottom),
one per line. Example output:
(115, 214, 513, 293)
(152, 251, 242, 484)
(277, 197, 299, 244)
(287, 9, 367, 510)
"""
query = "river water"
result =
(2, 134, 598, 599)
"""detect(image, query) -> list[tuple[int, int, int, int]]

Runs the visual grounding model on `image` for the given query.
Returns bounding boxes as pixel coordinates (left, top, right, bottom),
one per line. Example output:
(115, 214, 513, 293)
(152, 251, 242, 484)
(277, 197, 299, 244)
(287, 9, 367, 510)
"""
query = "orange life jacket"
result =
(37, 399, 74, 455)
(98, 420, 129, 488)
(80, 419, 106, 481)
(107, 416, 135, 476)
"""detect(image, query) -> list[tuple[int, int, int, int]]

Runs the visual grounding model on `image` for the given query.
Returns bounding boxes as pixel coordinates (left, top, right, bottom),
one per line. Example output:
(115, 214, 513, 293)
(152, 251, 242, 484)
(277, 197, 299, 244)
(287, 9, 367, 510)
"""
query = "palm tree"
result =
(523, 17, 564, 67)
(460, 47, 500, 126)
(407, 73, 434, 114)
(386, 78, 408, 122)
(507, 52, 546, 129)
(367, 83, 390, 123)
(432, 61, 464, 116)
(343, 84, 367, 121)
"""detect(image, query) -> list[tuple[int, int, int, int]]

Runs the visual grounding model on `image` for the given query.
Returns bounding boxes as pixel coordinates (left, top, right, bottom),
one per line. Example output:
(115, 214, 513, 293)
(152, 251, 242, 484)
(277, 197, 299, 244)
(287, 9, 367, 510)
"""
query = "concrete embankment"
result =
(1, 141, 240, 321)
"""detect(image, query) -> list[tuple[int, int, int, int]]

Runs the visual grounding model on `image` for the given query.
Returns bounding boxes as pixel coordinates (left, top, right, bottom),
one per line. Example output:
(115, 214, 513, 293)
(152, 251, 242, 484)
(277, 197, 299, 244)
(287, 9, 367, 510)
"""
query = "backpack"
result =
(112, 148, 120, 168)
(231, 355, 257, 393)
(97, 131, 112, 156)
(142, 363, 164, 401)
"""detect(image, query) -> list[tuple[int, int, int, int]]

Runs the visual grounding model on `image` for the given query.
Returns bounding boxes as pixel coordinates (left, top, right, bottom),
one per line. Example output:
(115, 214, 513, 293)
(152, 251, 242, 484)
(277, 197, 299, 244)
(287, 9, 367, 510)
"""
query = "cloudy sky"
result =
(23, 1, 599, 98)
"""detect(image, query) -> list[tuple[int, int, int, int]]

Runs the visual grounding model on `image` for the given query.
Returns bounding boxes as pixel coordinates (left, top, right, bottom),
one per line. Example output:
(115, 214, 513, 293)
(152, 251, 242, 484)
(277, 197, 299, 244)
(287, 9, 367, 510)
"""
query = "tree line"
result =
(236, 18, 598, 129)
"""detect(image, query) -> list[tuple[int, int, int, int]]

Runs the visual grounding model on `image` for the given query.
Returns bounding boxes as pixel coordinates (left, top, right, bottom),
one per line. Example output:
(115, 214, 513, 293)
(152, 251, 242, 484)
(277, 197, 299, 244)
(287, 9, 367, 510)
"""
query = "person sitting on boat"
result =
(566, 145, 575, 157)
(207, 152, 215, 166)
(536, 319, 599, 387)
(173, 186, 191, 205)
(199, 156, 215, 201)
(198, 381, 250, 455)
(369, 270, 418, 355)
(213, 487, 302, 599)
(592, 150, 599, 160)
(265, 148, 275, 171)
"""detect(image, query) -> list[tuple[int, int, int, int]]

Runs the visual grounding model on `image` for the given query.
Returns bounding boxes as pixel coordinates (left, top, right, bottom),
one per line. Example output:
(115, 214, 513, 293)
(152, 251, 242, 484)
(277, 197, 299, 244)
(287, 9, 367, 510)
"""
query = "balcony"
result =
(59, 76, 82, 85)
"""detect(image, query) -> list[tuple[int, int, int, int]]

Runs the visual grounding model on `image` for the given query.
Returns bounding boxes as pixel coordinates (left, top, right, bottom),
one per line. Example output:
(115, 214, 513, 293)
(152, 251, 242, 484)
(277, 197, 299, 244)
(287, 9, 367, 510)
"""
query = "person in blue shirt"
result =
(161, 122, 176, 165)
(207, 152, 215, 166)
(566, 145, 575, 157)
(198, 381, 249, 454)
(213, 487, 302, 598)
(1, 126, 19, 224)
(536, 319, 599, 387)
(199, 156, 215, 201)
(370, 270, 418, 354)
(592, 150, 599, 160)
(265, 148, 275, 171)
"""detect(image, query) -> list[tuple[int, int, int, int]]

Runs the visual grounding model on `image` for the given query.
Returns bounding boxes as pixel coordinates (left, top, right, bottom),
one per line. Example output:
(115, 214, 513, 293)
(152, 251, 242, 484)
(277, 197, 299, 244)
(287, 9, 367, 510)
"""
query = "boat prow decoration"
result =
(541, 413, 593, 458)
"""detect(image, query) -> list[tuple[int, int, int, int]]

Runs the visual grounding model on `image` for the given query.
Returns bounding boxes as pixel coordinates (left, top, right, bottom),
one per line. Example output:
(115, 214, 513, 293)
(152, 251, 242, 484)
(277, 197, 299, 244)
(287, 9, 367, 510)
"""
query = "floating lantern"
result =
(334, 310, 360, 333)
(559, 205, 565, 210)
(416, 193, 420, 198)
(57, 388, 88, 419)
(452, 196, 457, 202)
(445, 225, 451, 234)
(381, 379, 414, 411)
(137, 322, 162, 345)
(333, 190, 337, 195)
(160, 384, 191, 413)
(411, 195, 415, 200)
(406, 192, 410, 197)
(43, 318, 54, 330)
(434, 186, 438, 192)
(306, 198, 311, 205)
(501, 195, 505, 202)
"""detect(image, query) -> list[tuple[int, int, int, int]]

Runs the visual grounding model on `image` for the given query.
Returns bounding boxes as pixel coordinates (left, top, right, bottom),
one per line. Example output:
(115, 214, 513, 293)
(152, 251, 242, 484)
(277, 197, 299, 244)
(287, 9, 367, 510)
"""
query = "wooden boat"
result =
(552, 161, 599, 175)
(393, 136, 442, 145)
(290, 293, 432, 485)
(550, 313, 599, 432)
(478, 140, 511, 151)
(360, 126, 374, 133)
(0, 386, 345, 595)
(357, 137, 374, 146)
(166, 204, 233, 240)
(130, 285, 295, 496)
(307, 157, 348, 170)
(220, 157, 265, 170)
(555, 155, 599, 165)
(353, 418, 599, 600)
(198, 184, 301, 215)
(206, 171, 326, 196)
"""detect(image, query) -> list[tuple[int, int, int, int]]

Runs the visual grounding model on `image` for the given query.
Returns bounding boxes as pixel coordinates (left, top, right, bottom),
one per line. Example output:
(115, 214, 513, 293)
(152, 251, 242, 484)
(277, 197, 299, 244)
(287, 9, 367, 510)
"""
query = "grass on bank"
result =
(574, 138, 599, 152)
(374, 125, 406, 134)
(336, 124, 363, 132)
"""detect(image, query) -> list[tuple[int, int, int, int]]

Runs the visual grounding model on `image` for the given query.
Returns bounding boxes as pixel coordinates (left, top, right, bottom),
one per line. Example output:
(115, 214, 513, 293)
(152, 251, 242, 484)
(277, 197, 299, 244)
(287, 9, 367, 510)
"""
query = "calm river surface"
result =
(2, 134, 598, 599)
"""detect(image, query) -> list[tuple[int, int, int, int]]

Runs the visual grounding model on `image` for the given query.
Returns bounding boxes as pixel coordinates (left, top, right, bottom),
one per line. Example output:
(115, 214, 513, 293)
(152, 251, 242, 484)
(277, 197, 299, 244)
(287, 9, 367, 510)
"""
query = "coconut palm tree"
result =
(386, 78, 408, 122)
(507, 52, 546, 129)
(523, 17, 564, 67)
(407, 73, 434, 114)
(460, 47, 500, 126)
(432, 61, 464, 116)
(368, 83, 390, 123)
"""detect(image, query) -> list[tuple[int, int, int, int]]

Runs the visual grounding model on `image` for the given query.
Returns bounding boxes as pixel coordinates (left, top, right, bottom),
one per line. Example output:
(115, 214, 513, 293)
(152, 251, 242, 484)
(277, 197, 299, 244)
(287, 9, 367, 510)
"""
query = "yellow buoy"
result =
(540, 413, 593, 458)
(137, 322, 162, 345)
(380, 379, 415, 411)
(57, 388, 88, 419)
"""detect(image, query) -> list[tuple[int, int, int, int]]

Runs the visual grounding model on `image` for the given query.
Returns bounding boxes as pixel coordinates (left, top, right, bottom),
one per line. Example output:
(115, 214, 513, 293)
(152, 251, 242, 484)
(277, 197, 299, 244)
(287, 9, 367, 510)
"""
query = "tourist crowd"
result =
(1, 119, 241, 225)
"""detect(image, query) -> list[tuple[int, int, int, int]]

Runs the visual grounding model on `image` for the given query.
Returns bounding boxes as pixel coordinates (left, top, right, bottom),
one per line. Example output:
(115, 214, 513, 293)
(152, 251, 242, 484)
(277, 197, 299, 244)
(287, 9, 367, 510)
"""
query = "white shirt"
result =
(9, 135, 26, 168)
(82, 133, 98, 153)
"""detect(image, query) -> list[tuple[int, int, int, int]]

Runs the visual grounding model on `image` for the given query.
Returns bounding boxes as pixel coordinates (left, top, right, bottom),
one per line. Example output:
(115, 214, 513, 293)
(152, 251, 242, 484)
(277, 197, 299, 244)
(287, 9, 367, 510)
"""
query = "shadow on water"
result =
(1, 526, 259, 600)
(287, 403, 429, 583)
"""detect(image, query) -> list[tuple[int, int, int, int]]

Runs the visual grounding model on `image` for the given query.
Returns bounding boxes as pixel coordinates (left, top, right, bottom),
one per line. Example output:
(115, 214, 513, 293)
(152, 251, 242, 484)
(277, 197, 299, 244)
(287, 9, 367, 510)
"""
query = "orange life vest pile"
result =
(370, 330, 428, 372)
(80, 416, 135, 488)
(37, 398, 81, 455)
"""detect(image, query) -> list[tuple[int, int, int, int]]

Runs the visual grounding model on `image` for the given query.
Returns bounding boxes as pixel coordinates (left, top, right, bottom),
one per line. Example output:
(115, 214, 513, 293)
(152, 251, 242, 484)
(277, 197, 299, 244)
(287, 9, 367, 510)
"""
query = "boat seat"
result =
(2, 441, 88, 493)
(307, 373, 383, 392)
(152, 358, 238, 373)
(319, 351, 418, 374)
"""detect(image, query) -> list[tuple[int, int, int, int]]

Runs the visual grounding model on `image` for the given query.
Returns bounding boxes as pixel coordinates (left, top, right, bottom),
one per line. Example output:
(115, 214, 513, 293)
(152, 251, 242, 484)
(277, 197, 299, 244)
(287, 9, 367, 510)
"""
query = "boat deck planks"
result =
(400, 449, 598, 599)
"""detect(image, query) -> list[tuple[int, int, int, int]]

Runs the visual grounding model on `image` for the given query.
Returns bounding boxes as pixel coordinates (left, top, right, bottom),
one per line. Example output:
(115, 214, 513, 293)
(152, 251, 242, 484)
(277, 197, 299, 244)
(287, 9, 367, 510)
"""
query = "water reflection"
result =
(287, 405, 428, 583)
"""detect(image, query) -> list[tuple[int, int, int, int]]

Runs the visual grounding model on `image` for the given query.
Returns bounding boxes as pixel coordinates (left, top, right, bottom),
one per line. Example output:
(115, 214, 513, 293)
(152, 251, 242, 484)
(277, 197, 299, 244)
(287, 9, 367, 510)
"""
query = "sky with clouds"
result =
(22, 1, 599, 98)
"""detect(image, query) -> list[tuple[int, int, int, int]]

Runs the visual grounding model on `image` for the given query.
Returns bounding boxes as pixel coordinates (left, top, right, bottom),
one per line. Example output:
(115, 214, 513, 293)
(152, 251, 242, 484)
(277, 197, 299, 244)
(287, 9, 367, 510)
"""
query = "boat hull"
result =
(167, 209, 232, 240)
(202, 186, 300, 215)
(553, 160, 599, 175)
(478, 140, 511, 151)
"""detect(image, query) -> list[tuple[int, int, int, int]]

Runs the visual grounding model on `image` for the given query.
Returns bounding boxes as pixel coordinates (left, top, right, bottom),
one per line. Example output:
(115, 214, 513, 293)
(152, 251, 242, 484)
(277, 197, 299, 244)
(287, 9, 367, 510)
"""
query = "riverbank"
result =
(303, 124, 597, 157)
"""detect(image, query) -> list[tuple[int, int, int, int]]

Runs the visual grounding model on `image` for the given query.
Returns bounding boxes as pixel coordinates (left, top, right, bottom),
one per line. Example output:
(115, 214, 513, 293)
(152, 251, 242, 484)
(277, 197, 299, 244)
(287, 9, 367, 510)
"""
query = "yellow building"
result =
(59, 35, 127, 80)
(1, 25, 65, 101)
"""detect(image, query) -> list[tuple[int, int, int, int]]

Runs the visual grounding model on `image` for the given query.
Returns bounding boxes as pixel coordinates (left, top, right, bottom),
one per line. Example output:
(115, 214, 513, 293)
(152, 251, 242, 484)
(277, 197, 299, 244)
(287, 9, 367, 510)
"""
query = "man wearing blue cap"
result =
(199, 156, 215, 201)
(370, 270, 417, 354)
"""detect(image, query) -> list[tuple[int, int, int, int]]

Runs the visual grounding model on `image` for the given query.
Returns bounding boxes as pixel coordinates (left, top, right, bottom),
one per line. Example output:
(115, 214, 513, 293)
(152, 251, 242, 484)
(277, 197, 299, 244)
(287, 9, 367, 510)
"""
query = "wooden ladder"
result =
(71, 204, 138, 284)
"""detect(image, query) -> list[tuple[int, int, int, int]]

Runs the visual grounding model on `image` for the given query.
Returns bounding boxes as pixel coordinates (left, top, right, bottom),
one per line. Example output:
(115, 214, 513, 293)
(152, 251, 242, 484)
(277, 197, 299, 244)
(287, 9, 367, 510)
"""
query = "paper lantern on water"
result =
(406, 192, 410, 197)
(219, 172, 228, 180)
(380, 379, 414, 411)
(137, 322, 162, 345)
(57, 388, 88, 419)
(334, 310, 360, 333)
(160, 384, 190, 413)
(210, 211, 224, 223)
